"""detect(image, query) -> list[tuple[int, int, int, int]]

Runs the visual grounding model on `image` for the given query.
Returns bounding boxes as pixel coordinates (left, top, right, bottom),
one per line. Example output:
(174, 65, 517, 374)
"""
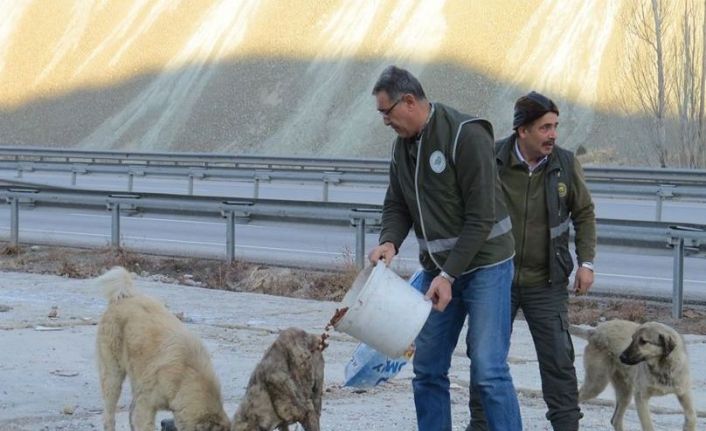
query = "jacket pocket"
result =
(560, 311, 575, 362)
(554, 241, 574, 280)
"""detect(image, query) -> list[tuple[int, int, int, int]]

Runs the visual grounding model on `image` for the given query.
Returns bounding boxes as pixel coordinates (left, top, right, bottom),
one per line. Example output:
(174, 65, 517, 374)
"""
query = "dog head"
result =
(619, 322, 679, 365)
(276, 328, 325, 387)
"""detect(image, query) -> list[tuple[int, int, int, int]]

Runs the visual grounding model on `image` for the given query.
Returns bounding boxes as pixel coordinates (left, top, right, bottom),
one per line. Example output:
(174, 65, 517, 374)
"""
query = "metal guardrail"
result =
(2, 145, 705, 185)
(0, 183, 382, 268)
(1, 148, 705, 223)
(0, 146, 389, 172)
(0, 160, 389, 199)
(1, 181, 704, 317)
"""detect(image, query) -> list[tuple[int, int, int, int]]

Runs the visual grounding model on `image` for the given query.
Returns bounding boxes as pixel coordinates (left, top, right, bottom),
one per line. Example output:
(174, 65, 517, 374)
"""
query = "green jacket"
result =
(379, 103, 515, 277)
(495, 134, 596, 287)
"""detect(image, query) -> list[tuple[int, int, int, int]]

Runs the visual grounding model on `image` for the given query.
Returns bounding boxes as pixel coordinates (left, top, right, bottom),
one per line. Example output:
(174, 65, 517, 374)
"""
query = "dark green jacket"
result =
(495, 134, 596, 287)
(379, 103, 515, 277)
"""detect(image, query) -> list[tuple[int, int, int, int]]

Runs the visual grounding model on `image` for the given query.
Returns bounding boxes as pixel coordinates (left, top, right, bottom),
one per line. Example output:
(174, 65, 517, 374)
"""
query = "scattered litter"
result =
(61, 405, 76, 415)
(47, 305, 59, 318)
(246, 319, 266, 326)
(51, 370, 79, 377)
(35, 325, 63, 331)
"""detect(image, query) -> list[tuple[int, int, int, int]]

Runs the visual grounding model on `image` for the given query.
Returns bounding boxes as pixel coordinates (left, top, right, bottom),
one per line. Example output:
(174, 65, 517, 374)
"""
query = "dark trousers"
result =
(467, 283, 582, 431)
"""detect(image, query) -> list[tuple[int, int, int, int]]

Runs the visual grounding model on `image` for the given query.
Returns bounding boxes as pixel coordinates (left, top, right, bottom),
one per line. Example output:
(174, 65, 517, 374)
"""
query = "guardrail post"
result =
(253, 178, 260, 199)
(71, 171, 77, 186)
(354, 217, 365, 270)
(109, 203, 121, 248)
(187, 170, 205, 196)
(672, 237, 685, 319)
(127, 173, 134, 192)
(322, 181, 329, 202)
(253, 172, 271, 199)
(10, 197, 19, 247)
(322, 173, 341, 202)
(225, 210, 235, 263)
(655, 184, 675, 221)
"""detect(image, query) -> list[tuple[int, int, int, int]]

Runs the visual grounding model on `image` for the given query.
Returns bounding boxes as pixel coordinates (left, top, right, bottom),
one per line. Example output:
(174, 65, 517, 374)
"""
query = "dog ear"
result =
(659, 333, 676, 357)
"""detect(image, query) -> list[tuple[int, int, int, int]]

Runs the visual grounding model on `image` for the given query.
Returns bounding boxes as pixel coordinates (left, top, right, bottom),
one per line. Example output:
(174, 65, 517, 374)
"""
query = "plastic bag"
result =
(343, 342, 414, 388)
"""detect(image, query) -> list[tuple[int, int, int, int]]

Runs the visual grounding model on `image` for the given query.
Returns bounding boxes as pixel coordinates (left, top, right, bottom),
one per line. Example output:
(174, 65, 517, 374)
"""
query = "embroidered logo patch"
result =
(429, 151, 446, 173)
(558, 182, 567, 198)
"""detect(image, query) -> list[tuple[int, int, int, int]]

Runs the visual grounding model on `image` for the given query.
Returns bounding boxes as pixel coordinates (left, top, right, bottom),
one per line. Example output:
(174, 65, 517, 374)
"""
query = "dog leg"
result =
(129, 396, 157, 431)
(98, 359, 125, 431)
(677, 391, 697, 431)
(634, 392, 655, 431)
(578, 345, 610, 402)
(299, 410, 321, 431)
(609, 373, 632, 431)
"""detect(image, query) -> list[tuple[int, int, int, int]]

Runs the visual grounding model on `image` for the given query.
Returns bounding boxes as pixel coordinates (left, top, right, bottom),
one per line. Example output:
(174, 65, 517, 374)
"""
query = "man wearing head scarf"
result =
(468, 91, 596, 431)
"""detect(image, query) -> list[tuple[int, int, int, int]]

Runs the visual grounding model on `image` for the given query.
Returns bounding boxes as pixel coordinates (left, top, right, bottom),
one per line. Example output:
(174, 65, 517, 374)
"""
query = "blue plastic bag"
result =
(343, 342, 414, 388)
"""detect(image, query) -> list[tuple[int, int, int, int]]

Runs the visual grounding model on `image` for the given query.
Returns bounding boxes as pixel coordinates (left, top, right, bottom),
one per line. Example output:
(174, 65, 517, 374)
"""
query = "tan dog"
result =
(231, 327, 324, 431)
(96, 266, 230, 431)
(571, 319, 696, 431)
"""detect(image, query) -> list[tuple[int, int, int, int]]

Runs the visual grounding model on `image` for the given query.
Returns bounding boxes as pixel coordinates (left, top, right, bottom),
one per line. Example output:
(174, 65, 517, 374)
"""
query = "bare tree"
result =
(675, 1, 699, 167)
(619, 0, 670, 167)
(697, 0, 706, 167)
(619, 0, 706, 168)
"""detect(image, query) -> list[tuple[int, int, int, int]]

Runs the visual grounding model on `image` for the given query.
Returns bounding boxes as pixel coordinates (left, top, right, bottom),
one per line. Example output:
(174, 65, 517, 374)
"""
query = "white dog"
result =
(571, 319, 696, 431)
(96, 266, 230, 431)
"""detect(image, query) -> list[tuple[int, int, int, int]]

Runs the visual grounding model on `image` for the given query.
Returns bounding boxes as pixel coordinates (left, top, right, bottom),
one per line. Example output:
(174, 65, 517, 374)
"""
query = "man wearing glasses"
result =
(368, 65, 522, 431)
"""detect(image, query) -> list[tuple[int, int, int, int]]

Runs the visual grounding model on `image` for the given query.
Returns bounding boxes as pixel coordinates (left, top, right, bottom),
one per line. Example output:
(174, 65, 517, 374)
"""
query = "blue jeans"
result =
(411, 259, 522, 431)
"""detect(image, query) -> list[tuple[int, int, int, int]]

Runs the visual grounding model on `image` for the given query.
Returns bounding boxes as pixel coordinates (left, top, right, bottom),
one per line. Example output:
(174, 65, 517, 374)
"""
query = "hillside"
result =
(0, 1, 701, 166)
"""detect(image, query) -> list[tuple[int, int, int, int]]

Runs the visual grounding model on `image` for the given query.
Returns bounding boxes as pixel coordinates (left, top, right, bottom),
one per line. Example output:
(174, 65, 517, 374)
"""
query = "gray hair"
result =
(372, 65, 426, 101)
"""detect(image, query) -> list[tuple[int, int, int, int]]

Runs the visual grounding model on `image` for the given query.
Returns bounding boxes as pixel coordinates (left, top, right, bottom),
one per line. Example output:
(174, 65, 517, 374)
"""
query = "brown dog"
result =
(96, 266, 230, 431)
(571, 320, 696, 431)
(231, 327, 324, 431)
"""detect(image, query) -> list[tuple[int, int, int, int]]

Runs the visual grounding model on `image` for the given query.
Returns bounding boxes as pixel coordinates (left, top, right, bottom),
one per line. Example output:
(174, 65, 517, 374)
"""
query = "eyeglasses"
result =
(378, 98, 402, 117)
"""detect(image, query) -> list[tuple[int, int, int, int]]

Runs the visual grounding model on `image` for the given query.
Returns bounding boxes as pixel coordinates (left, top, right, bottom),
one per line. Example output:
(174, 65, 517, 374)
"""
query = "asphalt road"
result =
(0, 204, 704, 304)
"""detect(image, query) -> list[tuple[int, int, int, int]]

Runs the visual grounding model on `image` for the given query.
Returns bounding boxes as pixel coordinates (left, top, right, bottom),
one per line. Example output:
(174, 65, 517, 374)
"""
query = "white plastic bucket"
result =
(334, 263, 432, 358)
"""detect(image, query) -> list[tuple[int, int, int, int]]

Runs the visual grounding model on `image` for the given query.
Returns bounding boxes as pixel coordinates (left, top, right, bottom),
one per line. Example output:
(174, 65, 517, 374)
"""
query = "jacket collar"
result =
(497, 133, 562, 173)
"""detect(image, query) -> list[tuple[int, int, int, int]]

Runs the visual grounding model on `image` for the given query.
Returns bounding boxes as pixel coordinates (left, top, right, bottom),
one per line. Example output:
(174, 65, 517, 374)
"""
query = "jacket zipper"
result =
(516, 169, 532, 286)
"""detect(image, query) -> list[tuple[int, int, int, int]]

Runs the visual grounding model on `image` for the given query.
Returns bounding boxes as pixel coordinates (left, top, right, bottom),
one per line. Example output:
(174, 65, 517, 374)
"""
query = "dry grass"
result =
(0, 242, 357, 302)
(1, 242, 705, 335)
(567, 296, 706, 335)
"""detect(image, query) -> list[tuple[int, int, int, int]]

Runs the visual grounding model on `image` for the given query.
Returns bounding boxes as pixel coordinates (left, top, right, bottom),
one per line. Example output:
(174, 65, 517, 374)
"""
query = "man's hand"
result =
(368, 242, 397, 266)
(425, 276, 452, 312)
(573, 266, 594, 295)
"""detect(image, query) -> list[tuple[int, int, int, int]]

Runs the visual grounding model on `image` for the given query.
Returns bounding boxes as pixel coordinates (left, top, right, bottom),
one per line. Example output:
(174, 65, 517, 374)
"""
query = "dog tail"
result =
(96, 266, 137, 303)
(568, 324, 596, 340)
